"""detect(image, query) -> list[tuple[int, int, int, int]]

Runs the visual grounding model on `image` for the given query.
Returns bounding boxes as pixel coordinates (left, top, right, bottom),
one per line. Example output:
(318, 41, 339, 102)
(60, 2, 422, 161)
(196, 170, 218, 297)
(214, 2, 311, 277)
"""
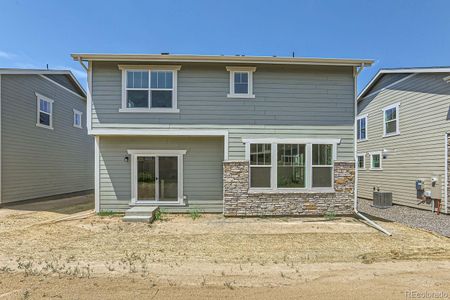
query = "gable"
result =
(368, 73, 411, 95)
(43, 74, 85, 97)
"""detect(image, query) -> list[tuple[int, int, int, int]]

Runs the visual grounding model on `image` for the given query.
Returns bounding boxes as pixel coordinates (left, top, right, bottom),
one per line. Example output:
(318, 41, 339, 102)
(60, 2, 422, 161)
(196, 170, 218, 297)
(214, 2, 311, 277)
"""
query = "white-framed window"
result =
(370, 151, 382, 170)
(226, 66, 256, 98)
(73, 109, 83, 129)
(127, 149, 186, 205)
(36, 93, 54, 130)
(118, 65, 181, 113)
(245, 139, 339, 192)
(357, 154, 365, 170)
(382, 103, 400, 137)
(357, 114, 368, 141)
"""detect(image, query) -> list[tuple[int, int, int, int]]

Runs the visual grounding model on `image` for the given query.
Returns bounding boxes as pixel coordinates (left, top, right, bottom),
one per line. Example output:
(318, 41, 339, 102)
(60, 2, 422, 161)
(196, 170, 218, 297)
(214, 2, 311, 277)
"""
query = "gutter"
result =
(353, 64, 392, 236)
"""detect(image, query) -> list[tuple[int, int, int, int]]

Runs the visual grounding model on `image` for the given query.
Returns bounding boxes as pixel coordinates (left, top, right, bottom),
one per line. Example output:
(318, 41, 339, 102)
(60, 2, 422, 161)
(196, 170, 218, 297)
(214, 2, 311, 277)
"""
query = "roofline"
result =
(71, 53, 373, 67)
(0, 68, 86, 97)
(358, 67, 450, 100)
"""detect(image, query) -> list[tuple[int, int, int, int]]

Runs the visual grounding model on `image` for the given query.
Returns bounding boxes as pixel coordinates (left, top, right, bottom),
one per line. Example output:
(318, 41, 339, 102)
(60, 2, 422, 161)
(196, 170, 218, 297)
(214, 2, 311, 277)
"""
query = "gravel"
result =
(358, 198, 450, 237)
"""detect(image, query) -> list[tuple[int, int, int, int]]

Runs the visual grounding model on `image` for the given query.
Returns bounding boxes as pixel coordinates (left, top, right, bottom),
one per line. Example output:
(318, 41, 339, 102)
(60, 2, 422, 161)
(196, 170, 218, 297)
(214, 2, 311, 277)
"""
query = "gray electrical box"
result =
(373, 192, 393, 208)
(430, 175, 442, 199)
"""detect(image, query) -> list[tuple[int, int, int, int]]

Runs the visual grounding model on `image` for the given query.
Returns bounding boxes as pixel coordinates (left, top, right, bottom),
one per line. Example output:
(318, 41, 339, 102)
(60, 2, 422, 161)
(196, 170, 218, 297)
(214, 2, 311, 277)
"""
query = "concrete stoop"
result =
(122, 206, 159, 223)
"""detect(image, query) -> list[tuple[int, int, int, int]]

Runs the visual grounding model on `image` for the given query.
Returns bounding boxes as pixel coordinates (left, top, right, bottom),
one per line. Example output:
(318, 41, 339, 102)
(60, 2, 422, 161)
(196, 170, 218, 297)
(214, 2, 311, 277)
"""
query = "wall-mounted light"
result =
(382, 149, 389, 159)
(124, 155, 129, 163)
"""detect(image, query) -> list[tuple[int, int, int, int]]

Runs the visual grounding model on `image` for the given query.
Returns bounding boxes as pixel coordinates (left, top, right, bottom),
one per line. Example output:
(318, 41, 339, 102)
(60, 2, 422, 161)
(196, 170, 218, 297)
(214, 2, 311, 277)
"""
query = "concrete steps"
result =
(122, 206, 159, 223)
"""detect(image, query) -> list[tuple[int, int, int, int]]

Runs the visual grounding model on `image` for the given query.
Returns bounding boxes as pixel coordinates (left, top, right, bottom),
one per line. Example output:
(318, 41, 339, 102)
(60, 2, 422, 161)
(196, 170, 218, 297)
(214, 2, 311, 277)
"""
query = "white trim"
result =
(357, 153, 366, 170)
(72, 54, 373, 67)
(227, 66, 256, 98)
(127, 149, 187, 155)
(369, 151, 383, 170)
(445, 133, 448, 214)
(356, 114, 368, 142)
(39, 74, 86, 100)
(128, 149, 185, 205)
(118, 108, 180, 113)
(444, 76, 450, 83)
(94, 136, 100, 212)
(246, 141, 336, 192)
(87, 62, 93, 133)
(73, 109, 83, 128)
(120, 68, 179, 112)
(242, 137, 341, 144)
(91, 128, 228, 136)
(118, 65, 182, 71)
(35, 92, 54, 130)
(382, 102, 400, 137)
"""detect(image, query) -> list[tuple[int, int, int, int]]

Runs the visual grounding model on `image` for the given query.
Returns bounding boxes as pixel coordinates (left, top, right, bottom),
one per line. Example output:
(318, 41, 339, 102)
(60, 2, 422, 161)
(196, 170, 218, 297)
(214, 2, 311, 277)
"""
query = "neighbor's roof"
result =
(71, 53, 374, 67)
(358, 67, 450, 100)
(0, 68, 86, 98)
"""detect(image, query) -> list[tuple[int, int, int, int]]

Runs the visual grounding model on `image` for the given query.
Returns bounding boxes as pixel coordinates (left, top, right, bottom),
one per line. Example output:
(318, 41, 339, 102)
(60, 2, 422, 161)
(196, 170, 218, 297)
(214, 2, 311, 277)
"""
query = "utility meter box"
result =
(430, 175, 442, 199)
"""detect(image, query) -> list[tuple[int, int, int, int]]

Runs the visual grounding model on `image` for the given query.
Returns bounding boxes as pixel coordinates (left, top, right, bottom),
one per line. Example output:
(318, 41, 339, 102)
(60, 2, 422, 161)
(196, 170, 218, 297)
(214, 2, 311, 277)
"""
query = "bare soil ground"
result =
(1, 196, 450, 299)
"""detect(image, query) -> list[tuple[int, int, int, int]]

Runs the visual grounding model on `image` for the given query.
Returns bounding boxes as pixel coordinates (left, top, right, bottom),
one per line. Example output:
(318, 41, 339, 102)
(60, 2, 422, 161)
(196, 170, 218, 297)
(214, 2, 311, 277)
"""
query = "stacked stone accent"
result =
(223, 161, 354, 216)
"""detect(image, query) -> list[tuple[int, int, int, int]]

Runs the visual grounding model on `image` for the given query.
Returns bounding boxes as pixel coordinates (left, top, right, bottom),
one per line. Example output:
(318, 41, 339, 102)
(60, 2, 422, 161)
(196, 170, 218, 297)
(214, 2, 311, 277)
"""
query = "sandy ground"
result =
(1, 196, 450, 299)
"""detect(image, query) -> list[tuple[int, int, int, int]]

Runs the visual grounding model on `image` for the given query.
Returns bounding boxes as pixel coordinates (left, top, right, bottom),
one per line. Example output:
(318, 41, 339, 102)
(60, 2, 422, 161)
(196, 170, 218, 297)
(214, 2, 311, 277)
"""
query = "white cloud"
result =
(0, 50, 16, 59)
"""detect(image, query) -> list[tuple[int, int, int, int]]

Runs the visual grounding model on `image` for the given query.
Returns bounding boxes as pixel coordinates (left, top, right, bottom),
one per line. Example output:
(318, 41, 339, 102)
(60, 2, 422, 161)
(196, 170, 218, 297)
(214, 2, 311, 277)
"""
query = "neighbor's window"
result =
(370, 152, 382, 170)
(36, 93, 53, 129)
(73, 109, 82, 128)
(249, 144, 271, 188)
(312, 144, 333, 188)
(357, 154, 365, 169)
(120, 65, 180, 112)
(277, 144, 306, 188)
(383, 103, 400, 137)
(226, 66, 256, 98)
(357, 115, 367, 141)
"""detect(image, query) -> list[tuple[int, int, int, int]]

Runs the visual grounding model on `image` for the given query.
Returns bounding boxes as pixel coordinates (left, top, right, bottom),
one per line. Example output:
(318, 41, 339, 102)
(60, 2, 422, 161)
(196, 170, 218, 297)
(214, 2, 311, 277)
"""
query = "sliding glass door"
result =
(135, 155, 179, 203)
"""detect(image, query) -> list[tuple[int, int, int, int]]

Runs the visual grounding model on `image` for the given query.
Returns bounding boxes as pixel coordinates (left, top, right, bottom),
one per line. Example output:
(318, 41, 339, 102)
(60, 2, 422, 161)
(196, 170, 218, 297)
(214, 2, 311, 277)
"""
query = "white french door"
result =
(128, 150, 185, 205)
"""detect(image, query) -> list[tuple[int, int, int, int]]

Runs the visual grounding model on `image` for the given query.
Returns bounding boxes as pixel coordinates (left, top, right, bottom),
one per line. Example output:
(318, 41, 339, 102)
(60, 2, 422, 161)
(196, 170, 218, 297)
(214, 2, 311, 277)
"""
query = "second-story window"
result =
(383, 103, 400, 137)
(357, 114, 368, 141)
(119, 65, 181, 113)
(36, 93, 54, 130)
(226, 66, 256, 98)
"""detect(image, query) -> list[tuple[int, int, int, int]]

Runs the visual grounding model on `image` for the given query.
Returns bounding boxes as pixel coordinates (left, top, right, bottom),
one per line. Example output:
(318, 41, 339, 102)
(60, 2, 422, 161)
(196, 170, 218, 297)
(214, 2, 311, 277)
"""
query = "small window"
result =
(383, 103, 400, 137)
(226, 66, 256, 98)
(120, 65, 180, 112)
(357, 154, 365, 169)
(312, 144, 333, 188)
(357, 115, 367, 141)
(370, 152, 382, 170)
(249, 144, 271, 188)
(36, 93, 53, 129)
(73, 109, 83, 128)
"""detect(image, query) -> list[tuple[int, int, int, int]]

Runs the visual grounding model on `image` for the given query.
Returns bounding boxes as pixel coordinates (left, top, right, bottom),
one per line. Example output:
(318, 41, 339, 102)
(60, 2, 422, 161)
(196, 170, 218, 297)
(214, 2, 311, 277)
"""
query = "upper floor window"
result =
(383, 103, 400, 137)
(226, 66, 256, 98)
(357, 114, 368, 141)
(36, 93, 53, 130)
(118, 65, 181, 113)
(246, 139, 337, 191)
(73, 109, 83, 129)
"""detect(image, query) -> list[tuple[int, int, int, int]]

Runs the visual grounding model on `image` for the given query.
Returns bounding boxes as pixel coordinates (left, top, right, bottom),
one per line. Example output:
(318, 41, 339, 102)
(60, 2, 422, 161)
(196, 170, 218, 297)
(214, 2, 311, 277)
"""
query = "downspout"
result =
(445, 132, 448, 214)
(353, 64, 392, 236)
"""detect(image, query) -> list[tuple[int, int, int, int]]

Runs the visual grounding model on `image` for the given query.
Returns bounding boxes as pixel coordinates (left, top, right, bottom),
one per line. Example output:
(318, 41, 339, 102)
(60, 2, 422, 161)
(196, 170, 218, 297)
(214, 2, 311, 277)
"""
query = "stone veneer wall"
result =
(223, 161, 355, 216)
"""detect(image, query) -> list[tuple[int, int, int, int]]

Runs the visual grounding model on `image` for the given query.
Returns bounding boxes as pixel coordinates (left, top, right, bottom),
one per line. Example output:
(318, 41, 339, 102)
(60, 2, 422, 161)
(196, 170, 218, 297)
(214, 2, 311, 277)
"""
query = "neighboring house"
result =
(0, 69, 94, 205)
(357, 67, 450, 212)
(71, 53, 372, 216)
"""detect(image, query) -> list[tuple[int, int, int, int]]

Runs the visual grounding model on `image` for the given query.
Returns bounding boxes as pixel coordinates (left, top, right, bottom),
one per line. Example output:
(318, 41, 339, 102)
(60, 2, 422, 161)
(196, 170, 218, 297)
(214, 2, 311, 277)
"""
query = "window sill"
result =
(383, 132, 400, 138)
(119, 108, 180, 113)
(227, 93, 255, 99)
(370, 168, 383, 171)
(357, 138, 368, 142)
(248, 188, 335, 194)
(36, 123, 53, 130)
(73, 125, 83, 129)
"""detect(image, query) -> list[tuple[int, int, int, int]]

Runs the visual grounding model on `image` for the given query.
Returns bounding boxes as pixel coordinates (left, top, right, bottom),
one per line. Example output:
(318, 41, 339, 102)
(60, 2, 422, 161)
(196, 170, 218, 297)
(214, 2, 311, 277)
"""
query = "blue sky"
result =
(1, 0, 449, 92)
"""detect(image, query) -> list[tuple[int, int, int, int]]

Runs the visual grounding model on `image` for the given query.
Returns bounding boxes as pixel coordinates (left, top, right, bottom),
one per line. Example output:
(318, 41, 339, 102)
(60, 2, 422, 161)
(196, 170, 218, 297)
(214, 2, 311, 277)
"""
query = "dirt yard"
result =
(1, 196, 450, 299)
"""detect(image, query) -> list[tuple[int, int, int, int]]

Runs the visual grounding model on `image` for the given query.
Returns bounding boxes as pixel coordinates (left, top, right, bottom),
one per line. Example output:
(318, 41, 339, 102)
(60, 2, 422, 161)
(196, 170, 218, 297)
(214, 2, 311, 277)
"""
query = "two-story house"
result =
(72, 53, 372, 217)
(357, 68, 450, 213)
(0, 68, 93, 205)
